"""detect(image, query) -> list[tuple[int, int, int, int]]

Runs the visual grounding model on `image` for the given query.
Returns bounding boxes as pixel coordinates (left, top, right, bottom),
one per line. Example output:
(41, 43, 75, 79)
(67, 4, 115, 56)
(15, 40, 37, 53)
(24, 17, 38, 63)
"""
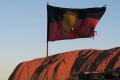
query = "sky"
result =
(0, 0, 120, 80)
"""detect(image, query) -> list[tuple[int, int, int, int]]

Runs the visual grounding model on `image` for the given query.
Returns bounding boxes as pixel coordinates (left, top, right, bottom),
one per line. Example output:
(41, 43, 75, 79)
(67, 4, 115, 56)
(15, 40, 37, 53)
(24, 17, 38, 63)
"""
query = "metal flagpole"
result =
(46, 2, 49, 80)
(46, 40, 49, 80)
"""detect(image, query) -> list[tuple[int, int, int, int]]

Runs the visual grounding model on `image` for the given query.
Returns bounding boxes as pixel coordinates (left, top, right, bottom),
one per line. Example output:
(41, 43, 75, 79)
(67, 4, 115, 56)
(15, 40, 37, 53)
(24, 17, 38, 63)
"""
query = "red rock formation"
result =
(9, 47, 120, 80)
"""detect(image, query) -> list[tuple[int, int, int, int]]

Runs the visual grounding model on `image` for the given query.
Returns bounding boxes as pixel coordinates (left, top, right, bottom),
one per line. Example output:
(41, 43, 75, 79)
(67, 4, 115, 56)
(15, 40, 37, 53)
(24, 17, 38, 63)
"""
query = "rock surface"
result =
(9, 47, 120, 80)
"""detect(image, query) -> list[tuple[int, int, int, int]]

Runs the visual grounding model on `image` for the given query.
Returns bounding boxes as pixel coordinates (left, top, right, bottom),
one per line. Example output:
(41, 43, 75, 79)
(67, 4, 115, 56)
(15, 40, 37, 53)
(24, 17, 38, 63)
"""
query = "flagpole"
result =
(46, 40, 49, 80)
(46, 2, 49, 80)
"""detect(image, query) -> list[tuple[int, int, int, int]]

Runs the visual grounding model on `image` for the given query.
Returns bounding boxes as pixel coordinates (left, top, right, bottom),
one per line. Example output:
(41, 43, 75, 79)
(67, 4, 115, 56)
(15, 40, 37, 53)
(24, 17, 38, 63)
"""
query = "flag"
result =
(47, 5, 106, 41)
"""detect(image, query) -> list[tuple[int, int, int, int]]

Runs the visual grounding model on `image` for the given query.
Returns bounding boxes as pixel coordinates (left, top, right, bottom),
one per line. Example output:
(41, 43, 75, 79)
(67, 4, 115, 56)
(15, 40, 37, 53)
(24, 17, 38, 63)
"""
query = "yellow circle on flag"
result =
(62, 11, 78, 31)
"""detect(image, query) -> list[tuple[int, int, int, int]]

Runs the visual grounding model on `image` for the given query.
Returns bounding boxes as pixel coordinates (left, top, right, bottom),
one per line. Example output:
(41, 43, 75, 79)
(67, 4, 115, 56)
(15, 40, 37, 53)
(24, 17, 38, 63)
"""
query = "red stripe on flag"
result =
(48, 18, 99, 41)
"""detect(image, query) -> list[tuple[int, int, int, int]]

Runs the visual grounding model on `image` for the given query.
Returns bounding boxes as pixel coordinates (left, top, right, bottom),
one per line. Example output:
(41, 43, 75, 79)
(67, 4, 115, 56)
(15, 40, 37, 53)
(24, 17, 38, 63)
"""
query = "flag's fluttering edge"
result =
(47, 5, 106, 41)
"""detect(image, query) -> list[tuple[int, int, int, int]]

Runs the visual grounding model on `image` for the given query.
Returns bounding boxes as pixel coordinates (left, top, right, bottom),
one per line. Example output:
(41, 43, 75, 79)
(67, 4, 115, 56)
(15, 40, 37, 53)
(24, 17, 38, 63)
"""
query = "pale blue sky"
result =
(0, 0, 120, 80)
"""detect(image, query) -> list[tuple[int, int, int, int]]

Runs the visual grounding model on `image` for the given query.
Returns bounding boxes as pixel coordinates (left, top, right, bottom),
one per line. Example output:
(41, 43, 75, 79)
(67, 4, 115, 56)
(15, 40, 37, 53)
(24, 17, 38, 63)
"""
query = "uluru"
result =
(9, 47, 120, 80)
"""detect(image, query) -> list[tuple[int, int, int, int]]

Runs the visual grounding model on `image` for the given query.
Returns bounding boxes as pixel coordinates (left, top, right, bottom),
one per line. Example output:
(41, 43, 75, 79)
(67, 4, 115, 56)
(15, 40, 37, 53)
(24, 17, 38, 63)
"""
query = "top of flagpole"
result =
(47, 2, 49, 5)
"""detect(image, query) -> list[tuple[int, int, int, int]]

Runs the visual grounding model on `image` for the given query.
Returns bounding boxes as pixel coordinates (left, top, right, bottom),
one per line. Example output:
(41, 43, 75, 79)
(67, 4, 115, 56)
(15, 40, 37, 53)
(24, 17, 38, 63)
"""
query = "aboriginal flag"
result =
(47, 5, 106, 41)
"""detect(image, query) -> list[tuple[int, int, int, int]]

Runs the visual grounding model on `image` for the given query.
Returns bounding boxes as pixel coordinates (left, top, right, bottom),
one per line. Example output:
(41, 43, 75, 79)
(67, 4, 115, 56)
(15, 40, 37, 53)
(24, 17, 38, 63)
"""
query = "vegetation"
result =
(70, 69, 120, 80)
